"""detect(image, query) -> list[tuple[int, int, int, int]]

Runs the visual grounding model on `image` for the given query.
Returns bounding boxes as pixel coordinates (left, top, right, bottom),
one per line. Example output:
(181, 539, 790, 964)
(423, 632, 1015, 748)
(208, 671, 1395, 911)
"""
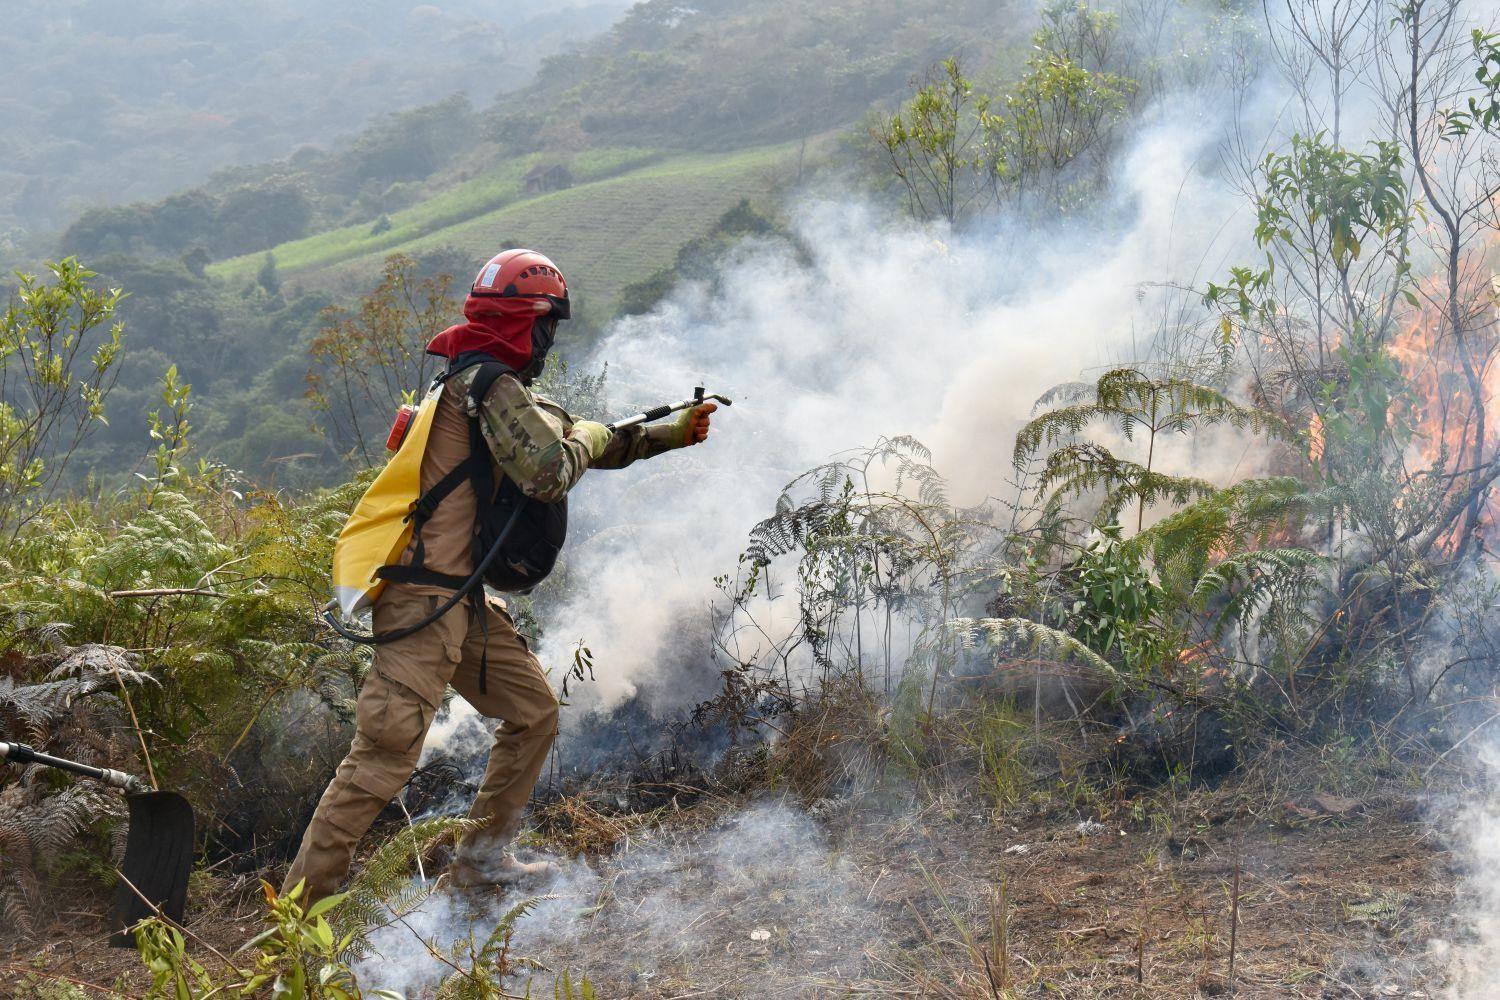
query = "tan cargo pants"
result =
(284, 583, 559, 902)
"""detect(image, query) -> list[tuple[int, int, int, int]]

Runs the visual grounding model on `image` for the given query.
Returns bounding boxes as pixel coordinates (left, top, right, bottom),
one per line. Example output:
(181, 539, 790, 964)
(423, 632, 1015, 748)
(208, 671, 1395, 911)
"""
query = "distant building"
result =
(523, 163, 573, 195)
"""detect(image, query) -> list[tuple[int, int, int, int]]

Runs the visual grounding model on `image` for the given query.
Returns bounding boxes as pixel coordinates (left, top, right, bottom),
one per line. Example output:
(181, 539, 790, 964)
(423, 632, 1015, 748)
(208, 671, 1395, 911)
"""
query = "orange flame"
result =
(1385, 264, 1500, 551)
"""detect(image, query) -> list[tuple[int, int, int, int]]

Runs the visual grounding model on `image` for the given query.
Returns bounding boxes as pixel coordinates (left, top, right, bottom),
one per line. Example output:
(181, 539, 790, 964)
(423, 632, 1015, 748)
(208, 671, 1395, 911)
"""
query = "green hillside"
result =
(208, 148, 665, 284)
(278, 144, 794, 319)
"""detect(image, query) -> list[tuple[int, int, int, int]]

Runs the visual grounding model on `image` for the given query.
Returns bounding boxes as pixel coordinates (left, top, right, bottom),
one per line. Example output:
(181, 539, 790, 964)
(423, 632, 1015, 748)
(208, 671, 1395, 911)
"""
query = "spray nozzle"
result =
(607, 387, 733, 432)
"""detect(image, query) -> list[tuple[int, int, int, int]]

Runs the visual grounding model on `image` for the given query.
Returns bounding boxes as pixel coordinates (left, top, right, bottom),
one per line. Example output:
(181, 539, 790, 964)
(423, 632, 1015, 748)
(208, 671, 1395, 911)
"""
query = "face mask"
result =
(522, 318, 559, 382)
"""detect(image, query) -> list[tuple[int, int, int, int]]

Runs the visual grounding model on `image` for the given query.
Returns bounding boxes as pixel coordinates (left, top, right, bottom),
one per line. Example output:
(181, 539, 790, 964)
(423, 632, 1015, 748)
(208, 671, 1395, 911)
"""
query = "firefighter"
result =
(285, 249, 716, 900)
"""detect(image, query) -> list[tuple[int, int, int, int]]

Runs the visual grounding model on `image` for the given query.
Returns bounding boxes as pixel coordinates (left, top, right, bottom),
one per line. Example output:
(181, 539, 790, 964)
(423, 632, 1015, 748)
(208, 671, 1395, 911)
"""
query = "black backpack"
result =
(376, 353, 568, 596)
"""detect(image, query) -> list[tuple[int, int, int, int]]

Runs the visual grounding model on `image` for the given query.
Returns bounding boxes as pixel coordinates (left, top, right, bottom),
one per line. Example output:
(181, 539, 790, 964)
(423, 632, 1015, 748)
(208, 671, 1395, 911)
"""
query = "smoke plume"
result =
(1437, 742, 1500, 997)
(356, 802, 880, 995)
(545, 114, 1255, 716)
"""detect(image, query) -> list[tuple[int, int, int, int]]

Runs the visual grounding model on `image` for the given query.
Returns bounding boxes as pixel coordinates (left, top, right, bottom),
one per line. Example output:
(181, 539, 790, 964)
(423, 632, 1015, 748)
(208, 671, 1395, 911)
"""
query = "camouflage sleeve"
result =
(469, 370, 592, 503)
(590, 423, 679, 470)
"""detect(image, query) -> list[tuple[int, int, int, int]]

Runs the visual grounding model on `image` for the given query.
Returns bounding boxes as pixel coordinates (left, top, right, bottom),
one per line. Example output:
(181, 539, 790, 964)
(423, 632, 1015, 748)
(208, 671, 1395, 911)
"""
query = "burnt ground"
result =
(3, 779, 1460, 999)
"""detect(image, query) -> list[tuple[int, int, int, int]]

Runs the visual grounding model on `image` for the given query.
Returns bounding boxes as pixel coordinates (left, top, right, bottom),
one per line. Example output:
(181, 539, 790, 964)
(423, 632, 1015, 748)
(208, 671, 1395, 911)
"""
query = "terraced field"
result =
(214, 144, 794, 318)
(208, 148, 665, 285)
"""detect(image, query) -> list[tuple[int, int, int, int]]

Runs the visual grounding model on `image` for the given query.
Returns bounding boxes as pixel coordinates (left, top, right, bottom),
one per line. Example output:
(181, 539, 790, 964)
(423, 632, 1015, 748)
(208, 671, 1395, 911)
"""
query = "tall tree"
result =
(305, 255, 456, 465)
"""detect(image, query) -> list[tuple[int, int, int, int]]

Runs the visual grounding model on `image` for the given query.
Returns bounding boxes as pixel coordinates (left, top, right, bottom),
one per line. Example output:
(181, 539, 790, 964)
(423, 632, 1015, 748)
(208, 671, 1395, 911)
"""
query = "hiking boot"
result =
(444, 853, 560, 890)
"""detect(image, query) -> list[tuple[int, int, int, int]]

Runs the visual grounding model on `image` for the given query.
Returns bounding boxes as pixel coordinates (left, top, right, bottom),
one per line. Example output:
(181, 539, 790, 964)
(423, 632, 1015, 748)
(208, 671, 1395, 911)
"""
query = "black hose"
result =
(322, 499, 528, 645)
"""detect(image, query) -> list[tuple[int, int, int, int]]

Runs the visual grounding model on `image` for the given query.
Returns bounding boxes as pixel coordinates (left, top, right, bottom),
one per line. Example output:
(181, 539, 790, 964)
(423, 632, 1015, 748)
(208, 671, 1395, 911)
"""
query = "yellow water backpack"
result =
(329, 382, 443, 617)
(327, 360, 570, 629)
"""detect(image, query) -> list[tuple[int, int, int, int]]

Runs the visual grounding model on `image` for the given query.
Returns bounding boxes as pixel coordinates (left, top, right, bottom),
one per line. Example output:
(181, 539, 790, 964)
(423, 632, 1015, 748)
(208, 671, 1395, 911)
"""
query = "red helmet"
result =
(470, 249, 569, 318)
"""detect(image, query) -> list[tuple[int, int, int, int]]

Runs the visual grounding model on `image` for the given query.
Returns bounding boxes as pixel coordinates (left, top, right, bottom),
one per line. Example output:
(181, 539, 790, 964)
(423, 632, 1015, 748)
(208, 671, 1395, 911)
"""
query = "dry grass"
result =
(850, 789, 1446, 999)
(488, 777, 1450, 999)
(529, 791, 669, 857)
(4, 684, 1463, 1000)
(3, 771, 1457, 999)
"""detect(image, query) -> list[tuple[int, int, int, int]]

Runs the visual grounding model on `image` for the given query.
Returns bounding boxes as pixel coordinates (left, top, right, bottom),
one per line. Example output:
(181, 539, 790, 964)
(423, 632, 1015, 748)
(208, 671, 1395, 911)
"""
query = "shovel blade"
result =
(110, 791, 194, 946)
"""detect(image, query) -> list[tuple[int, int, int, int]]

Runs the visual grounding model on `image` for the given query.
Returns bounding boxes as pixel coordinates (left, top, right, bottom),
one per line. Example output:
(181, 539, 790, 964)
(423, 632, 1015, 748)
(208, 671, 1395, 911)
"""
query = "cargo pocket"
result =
(371, 591, 464, 706)
(365, 590, 464, 750)
(356, 671, 432, 757)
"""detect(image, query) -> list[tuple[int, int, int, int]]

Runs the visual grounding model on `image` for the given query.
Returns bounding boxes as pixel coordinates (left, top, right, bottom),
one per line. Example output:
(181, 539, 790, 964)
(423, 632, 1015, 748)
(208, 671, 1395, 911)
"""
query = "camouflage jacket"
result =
(451, 366, 679, 502)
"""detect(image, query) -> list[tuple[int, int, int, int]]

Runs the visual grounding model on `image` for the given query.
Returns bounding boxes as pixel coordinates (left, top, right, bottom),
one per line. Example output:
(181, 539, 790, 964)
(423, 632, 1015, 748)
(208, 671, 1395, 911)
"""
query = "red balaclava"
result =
(426, 249, 569, 379)
(425, 295, 542, 372)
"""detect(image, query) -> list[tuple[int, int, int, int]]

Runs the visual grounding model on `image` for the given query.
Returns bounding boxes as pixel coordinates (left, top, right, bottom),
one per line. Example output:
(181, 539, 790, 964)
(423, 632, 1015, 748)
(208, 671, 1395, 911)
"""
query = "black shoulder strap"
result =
(366, 356, 530, 670)
(456, 359, 514, 695)
(463, 360, 514, 412)
(463, 363, 505, 516)
(457, 359, 511, 509)
(393, 357, 515, 575)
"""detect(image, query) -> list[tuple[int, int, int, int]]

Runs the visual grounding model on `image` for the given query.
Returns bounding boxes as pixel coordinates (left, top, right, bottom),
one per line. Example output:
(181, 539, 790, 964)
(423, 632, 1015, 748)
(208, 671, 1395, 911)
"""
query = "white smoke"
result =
(419, 112, 1271, 758)
(355, 801, 879, 996)
(1437, 741, 1500, 996)
(539, 108, 1256, 715)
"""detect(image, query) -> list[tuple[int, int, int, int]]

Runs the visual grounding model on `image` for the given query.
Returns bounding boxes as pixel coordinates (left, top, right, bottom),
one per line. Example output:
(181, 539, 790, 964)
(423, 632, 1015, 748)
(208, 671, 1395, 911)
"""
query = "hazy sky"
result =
(0, 0, 636, 238)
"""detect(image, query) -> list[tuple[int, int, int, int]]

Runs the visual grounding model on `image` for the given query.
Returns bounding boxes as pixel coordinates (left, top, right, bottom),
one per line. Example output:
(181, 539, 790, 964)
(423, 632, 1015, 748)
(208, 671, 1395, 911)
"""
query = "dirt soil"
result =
(4, 784, 1457, 999)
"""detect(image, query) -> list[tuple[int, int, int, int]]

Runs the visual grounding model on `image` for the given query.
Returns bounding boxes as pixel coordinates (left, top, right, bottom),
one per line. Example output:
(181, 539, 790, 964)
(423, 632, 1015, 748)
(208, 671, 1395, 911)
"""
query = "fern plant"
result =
(1193, 547, 1332, 715)
(0, 471, 377, 872)
(550, 970, 599, 1000)
(740, 436, 992, 713)
(1, 779, 123, 937)
(1014, 367, 1286, 530)
(0, 644, 150, 937)
(333, 814, 475, 958)
(435, 893, 555, 1000)
(1133, 477, 1341, 583)
(948, 616, 1116, 676)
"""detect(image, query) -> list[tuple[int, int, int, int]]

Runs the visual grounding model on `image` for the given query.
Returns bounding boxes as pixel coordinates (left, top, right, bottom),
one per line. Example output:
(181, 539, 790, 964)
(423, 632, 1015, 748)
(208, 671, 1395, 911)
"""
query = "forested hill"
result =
(49, 0, 1027, 271)
(0, 0, 632, 244)
(492, 0, 1022, 151)
(23, 0, 1031, 491)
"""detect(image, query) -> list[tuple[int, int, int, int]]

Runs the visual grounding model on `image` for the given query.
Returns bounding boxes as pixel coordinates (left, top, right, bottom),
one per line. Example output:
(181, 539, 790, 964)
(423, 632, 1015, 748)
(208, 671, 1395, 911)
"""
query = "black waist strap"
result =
(375, 565, 473, 591)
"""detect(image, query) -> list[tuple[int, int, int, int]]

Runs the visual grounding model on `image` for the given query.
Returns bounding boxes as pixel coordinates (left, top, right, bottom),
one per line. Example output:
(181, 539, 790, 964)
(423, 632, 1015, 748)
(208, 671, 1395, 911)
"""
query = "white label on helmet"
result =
(479, 262, 501, 288)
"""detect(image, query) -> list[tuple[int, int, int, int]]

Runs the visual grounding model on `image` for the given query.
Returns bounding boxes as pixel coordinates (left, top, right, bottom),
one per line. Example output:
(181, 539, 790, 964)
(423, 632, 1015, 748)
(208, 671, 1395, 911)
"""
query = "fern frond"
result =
(1014, 402, 1135, 467)
(1032, 380, 1096, 408)
(334, 814, 476, 956)
(433, 893, 557, 1000)
(1015, 369, 1290, 517)
(1036, 443, 1220, 522)
(949, 616, 1118, 676)
(1136, 476, 1347, 580)
(867, 434, 933, 463)
(0, 645, 152, 742)
(1192, 547, 1330, 651)
(477, 893, 555, 966)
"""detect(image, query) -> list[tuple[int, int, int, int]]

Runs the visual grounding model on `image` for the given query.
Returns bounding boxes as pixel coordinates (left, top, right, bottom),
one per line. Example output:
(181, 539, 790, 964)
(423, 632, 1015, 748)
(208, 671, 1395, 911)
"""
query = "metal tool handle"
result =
(1, 740, 150, 794)
(606, 385, 733, 432)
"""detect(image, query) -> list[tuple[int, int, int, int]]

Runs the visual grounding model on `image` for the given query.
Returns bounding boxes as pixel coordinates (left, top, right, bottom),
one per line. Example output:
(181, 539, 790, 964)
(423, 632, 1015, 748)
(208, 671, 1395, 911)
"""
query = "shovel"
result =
(1, 739, 194, 944)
